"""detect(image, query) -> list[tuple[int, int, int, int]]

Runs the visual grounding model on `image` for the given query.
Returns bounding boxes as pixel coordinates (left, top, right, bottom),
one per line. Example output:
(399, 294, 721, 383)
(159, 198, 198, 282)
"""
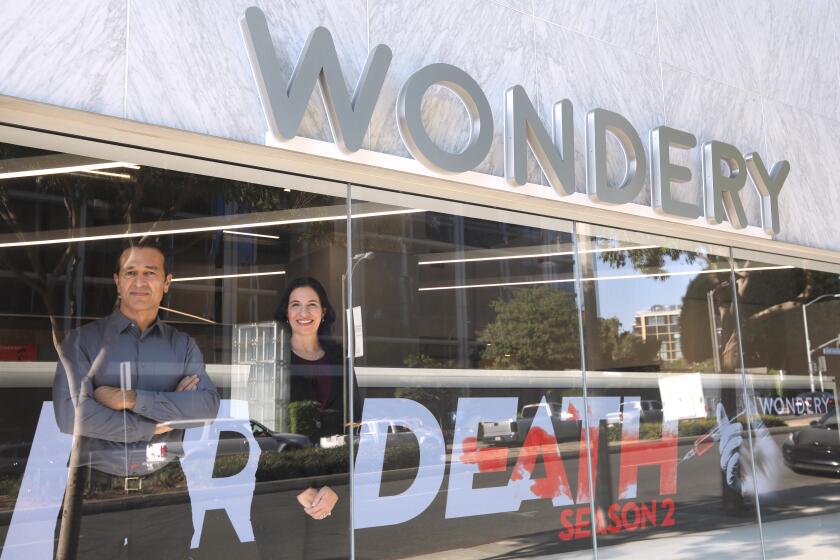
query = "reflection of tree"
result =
(597, 240, 840, 373)
(0, 150, 341, 559)
(681, 271, 729, 365)
(478, 287, 580, 369)
(0, 161, 337, 340)
(397, 355, 455, 427)
(683, 267, 840, 372)
(598, 316, 661, 370)
(477, 287, 658, 370)
(0, 155, 213, 342)
(597, 242, 737, 371)
(0, 167, 120, 559)
(597, 244, 741, 371)
(395, 387, 452, 426)
(599, 244, 694, 275)
(223, 183, 338, 247)
(0, 157, 202, 559)
(0, 156, 246, 559)
(0, 175, 85, 346)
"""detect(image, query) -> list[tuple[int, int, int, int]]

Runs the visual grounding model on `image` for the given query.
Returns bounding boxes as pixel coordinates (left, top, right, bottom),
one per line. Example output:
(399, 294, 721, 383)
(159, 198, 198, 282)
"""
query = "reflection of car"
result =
(168, 419, 310, 457)
(479, 402, 575, 446)
(354, 419, 445, 457)
(606, 400, 663, 425)
(127, 419, 311, 465)
(1, 420, 310, 475)
(478, 419, 518, 445)
(782, 411, 840, 475)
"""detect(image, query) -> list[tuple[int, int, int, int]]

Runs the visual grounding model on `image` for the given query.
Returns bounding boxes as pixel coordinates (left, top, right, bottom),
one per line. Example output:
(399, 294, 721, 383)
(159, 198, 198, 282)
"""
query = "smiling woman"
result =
(274, 277, 345, 524)
(277, 276, 346, 439)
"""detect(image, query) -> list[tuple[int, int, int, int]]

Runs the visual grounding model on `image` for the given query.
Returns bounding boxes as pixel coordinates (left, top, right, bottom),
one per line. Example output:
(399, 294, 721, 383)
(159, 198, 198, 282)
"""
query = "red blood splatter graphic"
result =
(617, 428, 639, 498)
(576, 423, 600, 502)
(459, 437, 509, 473)
(617, 428, 678, 495)
(510, 427, 572, 500)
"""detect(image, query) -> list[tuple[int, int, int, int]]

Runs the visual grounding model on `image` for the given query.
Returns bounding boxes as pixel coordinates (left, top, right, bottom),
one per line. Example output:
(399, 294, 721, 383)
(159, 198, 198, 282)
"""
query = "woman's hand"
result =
(298, 486, 338, 520)
(296, 487, 317, 508)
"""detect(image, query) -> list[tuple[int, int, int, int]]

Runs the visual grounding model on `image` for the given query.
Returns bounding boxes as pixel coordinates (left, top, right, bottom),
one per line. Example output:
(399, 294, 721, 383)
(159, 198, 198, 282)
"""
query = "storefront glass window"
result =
(574, 223, 763, 558)
(348, 189, 591, 558)
(731, 248, 840, 556)
(0, 142, 352, 558)
(1, 136, 839, 558)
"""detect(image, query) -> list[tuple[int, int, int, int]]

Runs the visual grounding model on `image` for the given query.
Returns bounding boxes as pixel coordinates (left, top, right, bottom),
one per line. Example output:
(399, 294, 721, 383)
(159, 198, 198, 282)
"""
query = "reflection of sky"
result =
(592, 257, 700, 332)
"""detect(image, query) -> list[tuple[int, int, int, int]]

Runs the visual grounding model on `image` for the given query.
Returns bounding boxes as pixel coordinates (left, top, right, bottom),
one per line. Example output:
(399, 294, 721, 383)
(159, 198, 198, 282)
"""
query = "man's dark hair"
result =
(115, 239, 169, 276)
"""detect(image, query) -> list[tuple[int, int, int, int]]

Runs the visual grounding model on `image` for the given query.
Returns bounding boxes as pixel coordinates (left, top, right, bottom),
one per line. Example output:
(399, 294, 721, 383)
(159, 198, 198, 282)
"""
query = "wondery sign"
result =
(239, 7, 789, 235)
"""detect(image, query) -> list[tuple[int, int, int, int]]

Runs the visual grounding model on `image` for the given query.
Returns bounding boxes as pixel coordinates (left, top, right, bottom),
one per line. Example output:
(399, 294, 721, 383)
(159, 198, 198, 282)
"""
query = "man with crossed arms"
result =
(53, 240, 220, 558)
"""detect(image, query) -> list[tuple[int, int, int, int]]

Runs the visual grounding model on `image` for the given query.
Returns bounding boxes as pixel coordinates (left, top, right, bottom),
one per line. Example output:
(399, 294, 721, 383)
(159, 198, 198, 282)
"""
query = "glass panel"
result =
(0, 143, 350, 558)
(349, 188, 592, 559)
(732, 248, 840, 557)
(575, 223, 762, 558)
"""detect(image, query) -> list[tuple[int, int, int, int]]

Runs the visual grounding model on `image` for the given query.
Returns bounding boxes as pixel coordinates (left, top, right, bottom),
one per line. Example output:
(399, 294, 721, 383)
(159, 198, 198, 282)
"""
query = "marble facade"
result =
(0, 0, 838, 249)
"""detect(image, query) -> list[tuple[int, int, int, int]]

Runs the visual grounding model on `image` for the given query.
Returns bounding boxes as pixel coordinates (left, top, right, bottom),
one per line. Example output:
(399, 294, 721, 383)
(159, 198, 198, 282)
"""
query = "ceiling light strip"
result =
(0, 208, 423, 249)
(417, 265, 793, 292)
(159, 305, 216, 324)
(222, 229, 280, 240)
(82, 170, 133, 179)
(171, 270, 287, 283)
(419, 278, 574, 291)
(417, 244, 661, 265)
(0, 162, 139, 180)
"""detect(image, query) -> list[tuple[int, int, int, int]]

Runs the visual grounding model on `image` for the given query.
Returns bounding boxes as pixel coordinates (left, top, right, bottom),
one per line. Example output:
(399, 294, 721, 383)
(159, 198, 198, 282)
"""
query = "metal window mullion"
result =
(346, 183, 356, 560)
(727, 246, 766, 560)
(572, 221, 598, 560)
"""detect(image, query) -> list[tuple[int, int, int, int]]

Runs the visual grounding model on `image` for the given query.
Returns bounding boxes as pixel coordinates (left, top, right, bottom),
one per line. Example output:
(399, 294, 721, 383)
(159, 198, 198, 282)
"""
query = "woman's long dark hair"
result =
(275, 276, 337, 339)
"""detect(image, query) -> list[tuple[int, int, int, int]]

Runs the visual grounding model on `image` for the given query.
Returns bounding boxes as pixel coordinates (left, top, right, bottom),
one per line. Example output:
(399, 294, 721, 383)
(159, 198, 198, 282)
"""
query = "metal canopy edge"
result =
(0, 94, 837, 267)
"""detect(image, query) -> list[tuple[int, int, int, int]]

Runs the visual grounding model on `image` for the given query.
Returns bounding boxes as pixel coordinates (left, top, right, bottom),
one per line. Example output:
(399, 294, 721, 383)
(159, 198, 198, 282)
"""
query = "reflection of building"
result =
(634, 305, 682, 362)
(231, 321, 290, 431)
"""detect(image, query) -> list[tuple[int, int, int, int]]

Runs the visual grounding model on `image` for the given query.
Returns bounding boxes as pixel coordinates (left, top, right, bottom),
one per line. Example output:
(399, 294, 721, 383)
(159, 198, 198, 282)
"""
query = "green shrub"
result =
(254, 442, 421, 482)
(0, 476, 21, 497)
(288, 400, 321, 443)
(608, 414, 788, 442)
(256, 446, 349, 481)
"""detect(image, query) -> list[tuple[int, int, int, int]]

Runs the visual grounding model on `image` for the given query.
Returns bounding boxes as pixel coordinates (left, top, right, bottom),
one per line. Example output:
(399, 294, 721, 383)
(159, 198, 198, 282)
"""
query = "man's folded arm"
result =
(131, 340, 221, 423)
(53, 344, 157, 443)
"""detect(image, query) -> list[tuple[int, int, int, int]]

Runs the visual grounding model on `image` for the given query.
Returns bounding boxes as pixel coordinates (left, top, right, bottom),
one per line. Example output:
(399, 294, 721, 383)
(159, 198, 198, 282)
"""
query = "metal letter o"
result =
(397, 63, 494, 173)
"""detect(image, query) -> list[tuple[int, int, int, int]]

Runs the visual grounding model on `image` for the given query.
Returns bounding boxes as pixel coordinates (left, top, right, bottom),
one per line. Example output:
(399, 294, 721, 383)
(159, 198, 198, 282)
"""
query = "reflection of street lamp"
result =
(806, 334, 840, 392)
(342, 252, 374, 426)
(706, 281, 729, 373)
(802, 294, 840, 392)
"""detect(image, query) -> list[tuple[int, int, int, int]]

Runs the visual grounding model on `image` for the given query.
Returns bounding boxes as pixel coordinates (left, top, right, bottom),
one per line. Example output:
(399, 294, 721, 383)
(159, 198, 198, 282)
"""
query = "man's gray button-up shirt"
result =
(52, 309, 220, 476)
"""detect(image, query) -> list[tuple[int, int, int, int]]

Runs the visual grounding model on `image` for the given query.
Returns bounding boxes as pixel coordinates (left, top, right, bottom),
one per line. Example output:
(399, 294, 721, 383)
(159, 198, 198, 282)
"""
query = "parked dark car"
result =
(166, 419, 311, 457)
(782, 411, 840, 475)
(479, 402, 577, 446)
(606, 400, 663, 425)
(0, 420, 310, 476)
(354, 419, 445, 457)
